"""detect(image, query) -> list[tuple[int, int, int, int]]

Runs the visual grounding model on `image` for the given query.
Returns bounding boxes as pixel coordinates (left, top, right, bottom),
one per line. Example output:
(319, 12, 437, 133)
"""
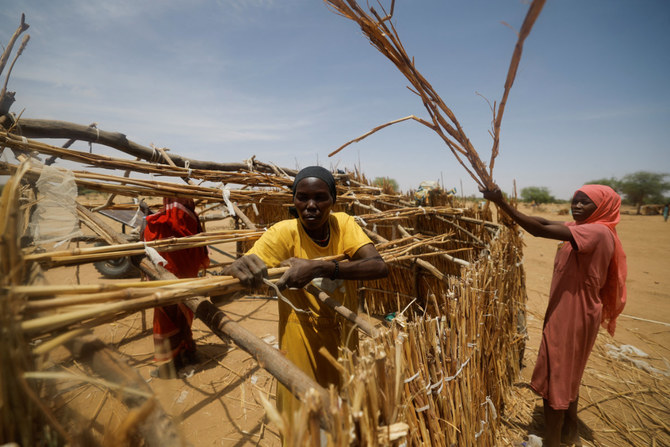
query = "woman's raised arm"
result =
(482, 188, 573, 242)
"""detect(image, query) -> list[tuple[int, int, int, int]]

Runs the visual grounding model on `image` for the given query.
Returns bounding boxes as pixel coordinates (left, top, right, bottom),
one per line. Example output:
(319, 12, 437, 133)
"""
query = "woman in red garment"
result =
(482, 185, 627, 446)
(143, 198, 210, 378)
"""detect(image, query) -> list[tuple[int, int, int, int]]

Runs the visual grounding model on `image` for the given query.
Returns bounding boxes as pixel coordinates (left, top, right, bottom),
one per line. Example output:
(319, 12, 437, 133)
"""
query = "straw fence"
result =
(289, 226, 527, 446)
(0, 124, 528, 445)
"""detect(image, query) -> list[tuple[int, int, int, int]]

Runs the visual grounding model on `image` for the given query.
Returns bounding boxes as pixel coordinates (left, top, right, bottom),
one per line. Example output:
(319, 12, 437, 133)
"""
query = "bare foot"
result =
(560, 422, 582, 446)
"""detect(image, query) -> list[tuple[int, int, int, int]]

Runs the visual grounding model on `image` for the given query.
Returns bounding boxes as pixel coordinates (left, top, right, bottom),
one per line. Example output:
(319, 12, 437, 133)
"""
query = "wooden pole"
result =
(138, 259, 333, 429)
(8, 118, 298, 175)
(305, 284, 379, 338)
(65, 335, 184, 447)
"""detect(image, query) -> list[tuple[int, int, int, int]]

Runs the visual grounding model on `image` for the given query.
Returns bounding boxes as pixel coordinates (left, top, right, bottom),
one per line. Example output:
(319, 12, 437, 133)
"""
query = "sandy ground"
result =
(40, 204, 670, 446)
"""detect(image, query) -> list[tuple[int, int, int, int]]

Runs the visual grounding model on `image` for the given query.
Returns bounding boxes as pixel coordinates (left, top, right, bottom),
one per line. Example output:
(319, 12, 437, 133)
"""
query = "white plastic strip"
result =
(484, 396, 497, 420)
(415, 404, 430, 413)
(129, 206, 143, 228)
(474, 422, 485, 439)
(221, 186, 236, 217)
(144, 243, 167, 267)
(474, 395, 497, 439)
(444, 357, 470, 382)
(354, 215, 367, 227)
(404, 371, 420, 383)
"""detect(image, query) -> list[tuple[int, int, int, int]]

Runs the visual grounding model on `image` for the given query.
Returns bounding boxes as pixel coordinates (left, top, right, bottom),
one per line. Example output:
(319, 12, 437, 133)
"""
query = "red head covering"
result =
(575, 185, 627, 335)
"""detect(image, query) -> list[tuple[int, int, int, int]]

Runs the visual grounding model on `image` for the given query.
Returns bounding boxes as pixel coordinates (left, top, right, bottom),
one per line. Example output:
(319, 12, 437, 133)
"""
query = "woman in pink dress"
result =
(482, 185, 627, 446)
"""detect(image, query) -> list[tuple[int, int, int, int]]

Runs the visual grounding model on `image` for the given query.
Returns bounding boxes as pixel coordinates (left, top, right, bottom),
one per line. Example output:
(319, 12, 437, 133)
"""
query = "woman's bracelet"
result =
(330, 260, 339, 279)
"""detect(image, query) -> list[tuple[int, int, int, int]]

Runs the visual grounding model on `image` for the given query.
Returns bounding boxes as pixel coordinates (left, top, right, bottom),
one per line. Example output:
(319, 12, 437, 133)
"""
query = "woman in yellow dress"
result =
(224, 166, 388, 427)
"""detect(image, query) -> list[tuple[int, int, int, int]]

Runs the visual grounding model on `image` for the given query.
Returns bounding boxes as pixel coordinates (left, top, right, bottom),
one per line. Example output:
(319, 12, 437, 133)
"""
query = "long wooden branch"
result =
(0, 130, 293, 187)
(0, 14, 29, 79)
(305, 284, 379, 338)
(489, 0, 546, 176)
(6, 118, 297, 175)
(328, 115, 435, 157)
(0, 159, 293, 203)
(1, 35, 30, 101)
(0, 14, 29, 115)
(433, 215, 486, 247)
(22, 230, 262, 268)
(65, 335, 184, 447)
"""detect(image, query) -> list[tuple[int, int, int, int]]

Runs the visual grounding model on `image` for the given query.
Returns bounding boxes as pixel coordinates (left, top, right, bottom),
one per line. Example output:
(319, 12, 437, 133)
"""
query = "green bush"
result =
(520, 186, 555, 204)
(372, 177, 399, 193)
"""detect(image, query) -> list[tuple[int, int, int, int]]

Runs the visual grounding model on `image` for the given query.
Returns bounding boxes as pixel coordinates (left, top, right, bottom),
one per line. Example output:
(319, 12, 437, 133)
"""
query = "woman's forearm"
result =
(494, 199, 572, 241)
(310, 257, 387, 281)
(483, 188, 572, 241)
(330, 257, 388, 280)
(496, 200, 546, 236)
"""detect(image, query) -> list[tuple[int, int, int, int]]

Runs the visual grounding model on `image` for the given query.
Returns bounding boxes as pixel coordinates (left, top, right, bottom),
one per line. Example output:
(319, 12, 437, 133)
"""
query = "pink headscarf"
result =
(574, 184, 628, 335)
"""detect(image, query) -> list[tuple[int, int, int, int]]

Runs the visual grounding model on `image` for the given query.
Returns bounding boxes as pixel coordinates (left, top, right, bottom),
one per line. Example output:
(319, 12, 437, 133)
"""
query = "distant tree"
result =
(520, 186, 555, 204)
(618, 171, 670, 214)
(585, 177, 621, 192)
(372, 177, 399, 193)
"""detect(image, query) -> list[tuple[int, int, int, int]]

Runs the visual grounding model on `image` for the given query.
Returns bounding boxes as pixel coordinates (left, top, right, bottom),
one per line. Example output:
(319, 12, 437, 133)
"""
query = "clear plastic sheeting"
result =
(606, 343, 670, 377)
(28, 163, 83, 246)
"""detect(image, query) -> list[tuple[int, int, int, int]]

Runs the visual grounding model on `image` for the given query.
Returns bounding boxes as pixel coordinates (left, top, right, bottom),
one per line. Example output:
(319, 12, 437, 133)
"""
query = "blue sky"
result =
(1, 0, 668, 199)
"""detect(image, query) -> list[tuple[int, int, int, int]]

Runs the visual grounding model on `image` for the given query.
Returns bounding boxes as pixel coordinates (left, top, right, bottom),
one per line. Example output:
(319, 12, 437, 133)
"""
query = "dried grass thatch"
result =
(1, 126, 528, 445)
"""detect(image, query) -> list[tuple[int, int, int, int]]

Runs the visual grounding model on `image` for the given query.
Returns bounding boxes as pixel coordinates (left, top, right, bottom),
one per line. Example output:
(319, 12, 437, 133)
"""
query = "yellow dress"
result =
(247, 212, 372, 422)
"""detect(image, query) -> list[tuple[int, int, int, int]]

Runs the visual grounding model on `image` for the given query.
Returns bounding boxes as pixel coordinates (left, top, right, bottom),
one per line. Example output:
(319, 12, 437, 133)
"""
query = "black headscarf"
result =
(292, 166, 337, 203)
